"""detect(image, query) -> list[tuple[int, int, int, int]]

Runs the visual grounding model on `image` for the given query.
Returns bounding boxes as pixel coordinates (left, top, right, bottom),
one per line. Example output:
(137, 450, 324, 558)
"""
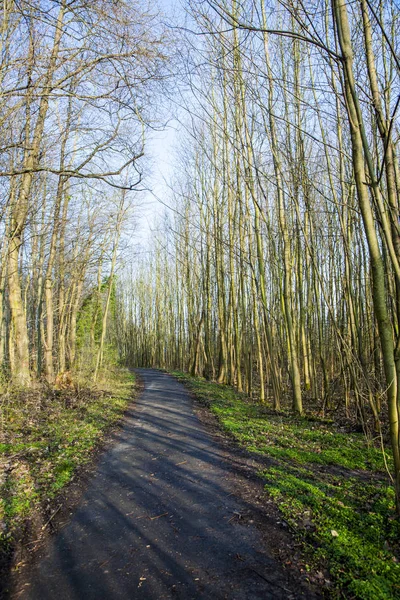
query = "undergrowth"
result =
(171, 370, 400, 600)
(0, 367, 135, 555)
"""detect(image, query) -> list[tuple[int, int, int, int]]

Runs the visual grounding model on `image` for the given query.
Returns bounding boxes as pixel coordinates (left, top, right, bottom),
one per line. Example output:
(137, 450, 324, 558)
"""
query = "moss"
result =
(171, 370, 400, 600)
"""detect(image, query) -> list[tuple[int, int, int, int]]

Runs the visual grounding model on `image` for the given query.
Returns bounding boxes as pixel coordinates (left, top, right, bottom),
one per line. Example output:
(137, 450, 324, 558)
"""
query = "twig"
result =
(24, 539, 41, 547)
(42, 505, 62, 530)
(248, 565, 292, 593)
(150, 512, 168, 520)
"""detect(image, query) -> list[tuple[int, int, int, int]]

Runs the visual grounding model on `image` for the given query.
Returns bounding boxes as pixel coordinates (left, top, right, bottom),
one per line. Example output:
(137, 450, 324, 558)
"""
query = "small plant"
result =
(0, 368, 135, 554)
(171, 371, 400, 600)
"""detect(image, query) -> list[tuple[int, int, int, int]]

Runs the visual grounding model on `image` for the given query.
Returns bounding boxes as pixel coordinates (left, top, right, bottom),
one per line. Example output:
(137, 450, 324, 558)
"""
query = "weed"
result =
(171, 371, 400, 600)
(0, 367, 135, 551)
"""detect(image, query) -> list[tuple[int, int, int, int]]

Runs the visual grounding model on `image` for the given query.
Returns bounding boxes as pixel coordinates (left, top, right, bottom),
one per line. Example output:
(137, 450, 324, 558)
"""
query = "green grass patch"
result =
(171, 370, 400, 600)
(0, 367, 135, 547)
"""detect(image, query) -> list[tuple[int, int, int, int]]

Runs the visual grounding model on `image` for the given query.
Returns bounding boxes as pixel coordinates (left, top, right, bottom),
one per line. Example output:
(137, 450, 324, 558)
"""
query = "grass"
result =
(0, 366, 135, 553)
(171, 370, 400, 600)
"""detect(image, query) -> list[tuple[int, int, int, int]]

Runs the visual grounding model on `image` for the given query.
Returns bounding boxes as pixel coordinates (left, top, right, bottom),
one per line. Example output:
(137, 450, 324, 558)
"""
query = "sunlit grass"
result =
(0, 367, 135, 548)
(171, 370, 400, 600)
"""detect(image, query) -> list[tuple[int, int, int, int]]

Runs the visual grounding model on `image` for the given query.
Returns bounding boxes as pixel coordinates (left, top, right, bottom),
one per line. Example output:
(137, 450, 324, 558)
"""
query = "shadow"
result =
(16, 370, 314, 600)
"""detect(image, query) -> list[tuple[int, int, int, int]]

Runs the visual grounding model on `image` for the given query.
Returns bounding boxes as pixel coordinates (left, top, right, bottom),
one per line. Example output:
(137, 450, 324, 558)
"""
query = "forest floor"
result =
(0, 367, 136, 599)
(7, 369, 318, 600)
(170, 371, 400, 600)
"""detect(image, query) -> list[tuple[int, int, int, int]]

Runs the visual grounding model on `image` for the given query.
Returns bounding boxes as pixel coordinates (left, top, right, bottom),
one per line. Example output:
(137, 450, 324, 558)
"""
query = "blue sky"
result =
(136, 0, 184, 241)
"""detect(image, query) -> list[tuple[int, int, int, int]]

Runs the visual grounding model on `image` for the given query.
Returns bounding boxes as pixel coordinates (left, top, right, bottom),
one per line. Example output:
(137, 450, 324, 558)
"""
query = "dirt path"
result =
(15, 369, 316, 600)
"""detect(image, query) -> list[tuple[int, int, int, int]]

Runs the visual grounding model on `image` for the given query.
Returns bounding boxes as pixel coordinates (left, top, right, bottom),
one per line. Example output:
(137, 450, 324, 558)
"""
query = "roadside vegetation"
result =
(119, 0, 400, 525)
(171, 371, 400, 600)
(0, 0, 167, 583)
(1, 0, 400, 597)
(0, 368, 135, 574)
